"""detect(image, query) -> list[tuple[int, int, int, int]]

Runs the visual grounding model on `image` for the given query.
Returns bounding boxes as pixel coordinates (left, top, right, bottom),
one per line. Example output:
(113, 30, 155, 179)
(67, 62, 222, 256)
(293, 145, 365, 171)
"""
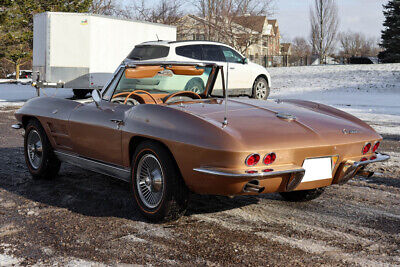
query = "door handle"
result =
(229, 67, 235, 70)
(110, 119, 124, 126)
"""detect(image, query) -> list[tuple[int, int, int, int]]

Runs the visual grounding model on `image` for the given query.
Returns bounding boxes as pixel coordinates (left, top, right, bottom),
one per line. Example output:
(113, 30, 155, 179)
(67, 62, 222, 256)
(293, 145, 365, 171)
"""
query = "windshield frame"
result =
(101, 61, 221, 101)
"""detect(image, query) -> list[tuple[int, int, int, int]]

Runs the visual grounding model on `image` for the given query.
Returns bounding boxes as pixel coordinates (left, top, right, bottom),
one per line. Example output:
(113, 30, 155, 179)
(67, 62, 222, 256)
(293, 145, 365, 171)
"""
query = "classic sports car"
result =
(13, 61, 389, 222)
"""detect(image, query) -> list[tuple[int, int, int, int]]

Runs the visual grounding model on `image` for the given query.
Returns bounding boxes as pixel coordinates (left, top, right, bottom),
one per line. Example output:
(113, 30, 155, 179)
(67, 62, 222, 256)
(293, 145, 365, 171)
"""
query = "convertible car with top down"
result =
(12, 60, 389, 222)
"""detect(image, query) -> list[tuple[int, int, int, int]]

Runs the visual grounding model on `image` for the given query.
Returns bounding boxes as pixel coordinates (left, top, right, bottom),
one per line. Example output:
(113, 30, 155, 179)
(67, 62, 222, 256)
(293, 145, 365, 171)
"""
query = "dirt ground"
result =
(0, 106, 399, 266)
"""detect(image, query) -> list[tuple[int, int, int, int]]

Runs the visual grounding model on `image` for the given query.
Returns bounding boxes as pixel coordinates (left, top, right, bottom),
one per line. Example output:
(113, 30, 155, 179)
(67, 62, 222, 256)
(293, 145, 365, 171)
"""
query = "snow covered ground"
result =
(0, 63, 399, 134)
(0, 84, 73, 107)
(269, 63, 400, 135)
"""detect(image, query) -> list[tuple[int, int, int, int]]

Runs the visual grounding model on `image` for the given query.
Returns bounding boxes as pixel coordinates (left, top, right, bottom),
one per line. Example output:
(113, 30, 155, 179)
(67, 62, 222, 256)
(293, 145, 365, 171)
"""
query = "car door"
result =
(219, 46, 252, 92)
(68, 69, 130, 166)
(201, 45, 228, 92)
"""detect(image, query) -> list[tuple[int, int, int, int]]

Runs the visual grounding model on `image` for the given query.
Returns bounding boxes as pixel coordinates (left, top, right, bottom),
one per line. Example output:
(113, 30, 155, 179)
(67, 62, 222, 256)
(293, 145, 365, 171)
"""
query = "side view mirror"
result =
(242, 58, 248, 64)
(92, 89, 102, 105)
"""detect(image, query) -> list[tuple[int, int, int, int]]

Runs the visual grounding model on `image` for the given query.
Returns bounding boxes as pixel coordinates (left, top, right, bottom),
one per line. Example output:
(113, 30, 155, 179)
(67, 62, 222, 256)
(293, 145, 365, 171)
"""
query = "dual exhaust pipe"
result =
(243, 168, 374, 194)
(243, 180, 265, 193)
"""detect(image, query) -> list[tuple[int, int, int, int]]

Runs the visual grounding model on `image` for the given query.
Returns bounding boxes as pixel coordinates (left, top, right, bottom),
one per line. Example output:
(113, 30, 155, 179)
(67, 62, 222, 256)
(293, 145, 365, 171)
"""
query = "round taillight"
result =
(245, 154, 260, 166)
(370, 155, 377, 160)
(362, 143, 371, 155)
(361, 157, 368, 162)
(372, 142, 380, 153)
(263, 169, 274, 173)
(246, 170, 258, 174)
(263, 153, 276, 165)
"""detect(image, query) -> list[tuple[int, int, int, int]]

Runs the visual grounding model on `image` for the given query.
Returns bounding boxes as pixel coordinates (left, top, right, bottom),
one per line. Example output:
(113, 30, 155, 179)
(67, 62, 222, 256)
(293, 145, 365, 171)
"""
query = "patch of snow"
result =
(0, 79, 14, 84)
(0, 253, 21, 266)
(0, 84, 74, 104)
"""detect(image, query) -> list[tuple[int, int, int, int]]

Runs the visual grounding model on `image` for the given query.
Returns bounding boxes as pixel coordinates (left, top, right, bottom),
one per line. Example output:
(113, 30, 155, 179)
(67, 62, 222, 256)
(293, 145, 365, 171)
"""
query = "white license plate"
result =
(301, 157, 333, 182)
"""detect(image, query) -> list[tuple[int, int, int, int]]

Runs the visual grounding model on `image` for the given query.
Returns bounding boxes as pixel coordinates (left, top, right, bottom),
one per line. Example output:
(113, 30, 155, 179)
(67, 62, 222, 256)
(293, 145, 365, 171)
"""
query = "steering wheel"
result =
(163, 91, 202, 103)
(112, 90, 158, 105)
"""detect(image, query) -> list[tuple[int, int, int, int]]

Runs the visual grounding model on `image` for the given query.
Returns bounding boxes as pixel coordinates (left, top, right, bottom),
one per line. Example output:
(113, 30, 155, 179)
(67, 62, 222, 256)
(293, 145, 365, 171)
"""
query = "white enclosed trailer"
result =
(33, 12, 176, 96)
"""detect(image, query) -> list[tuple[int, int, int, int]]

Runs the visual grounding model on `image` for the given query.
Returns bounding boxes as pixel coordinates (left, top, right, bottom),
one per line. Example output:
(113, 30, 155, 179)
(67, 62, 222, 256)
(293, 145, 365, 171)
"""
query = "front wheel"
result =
(279, 188, 325, 202)
(252, 77, 270, 100)
(24, 119, 61, 179)
(131, 141, 189, 222)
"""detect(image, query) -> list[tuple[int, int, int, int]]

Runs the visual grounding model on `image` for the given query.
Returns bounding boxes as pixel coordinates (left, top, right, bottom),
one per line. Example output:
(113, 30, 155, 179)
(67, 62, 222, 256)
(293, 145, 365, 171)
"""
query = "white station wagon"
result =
(126, 40, 272, 100)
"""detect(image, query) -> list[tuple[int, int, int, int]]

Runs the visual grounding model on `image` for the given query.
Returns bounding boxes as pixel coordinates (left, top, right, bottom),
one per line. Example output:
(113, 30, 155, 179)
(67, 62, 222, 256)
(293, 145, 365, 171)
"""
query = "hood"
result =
(168, 98, 380, 150)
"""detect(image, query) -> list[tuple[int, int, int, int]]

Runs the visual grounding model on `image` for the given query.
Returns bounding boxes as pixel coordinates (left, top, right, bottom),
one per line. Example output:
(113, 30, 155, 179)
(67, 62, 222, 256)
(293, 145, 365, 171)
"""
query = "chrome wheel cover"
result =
(136, 154, 164, 209)
(255, 80, 267, 99)
(27, 129, 43, 170)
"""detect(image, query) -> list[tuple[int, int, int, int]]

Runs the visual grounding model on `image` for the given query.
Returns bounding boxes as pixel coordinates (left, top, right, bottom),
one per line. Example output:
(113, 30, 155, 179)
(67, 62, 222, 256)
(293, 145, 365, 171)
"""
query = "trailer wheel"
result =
(73, 89, 91, 99)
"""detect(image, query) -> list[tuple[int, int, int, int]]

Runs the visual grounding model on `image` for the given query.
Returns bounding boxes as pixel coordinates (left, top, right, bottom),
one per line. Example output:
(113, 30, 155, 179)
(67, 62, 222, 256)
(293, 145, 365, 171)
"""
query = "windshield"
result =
(113, 65, 213, 96)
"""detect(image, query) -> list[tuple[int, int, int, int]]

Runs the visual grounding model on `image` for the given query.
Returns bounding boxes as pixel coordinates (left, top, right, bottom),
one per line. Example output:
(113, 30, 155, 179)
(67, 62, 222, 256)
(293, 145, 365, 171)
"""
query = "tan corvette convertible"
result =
(13, 61, 389, 222)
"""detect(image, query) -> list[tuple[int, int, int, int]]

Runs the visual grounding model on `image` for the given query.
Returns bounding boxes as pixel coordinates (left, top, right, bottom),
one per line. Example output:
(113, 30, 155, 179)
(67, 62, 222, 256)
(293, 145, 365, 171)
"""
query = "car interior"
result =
(107, 65, 216, 105)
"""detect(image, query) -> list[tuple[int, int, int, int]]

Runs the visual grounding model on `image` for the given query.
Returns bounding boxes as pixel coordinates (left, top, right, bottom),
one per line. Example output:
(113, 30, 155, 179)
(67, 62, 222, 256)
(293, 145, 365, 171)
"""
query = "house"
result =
(175, 14, 281, 67)
(280, 43, 292, 67)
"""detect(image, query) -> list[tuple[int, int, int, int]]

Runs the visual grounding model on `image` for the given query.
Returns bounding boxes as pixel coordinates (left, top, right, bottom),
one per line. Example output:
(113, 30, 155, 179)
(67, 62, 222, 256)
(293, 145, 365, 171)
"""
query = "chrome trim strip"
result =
(54, 151, 131, 182)
(193, 167, 305, 178)
(354, 153, 390, 167)
(11, 123, 22, 129)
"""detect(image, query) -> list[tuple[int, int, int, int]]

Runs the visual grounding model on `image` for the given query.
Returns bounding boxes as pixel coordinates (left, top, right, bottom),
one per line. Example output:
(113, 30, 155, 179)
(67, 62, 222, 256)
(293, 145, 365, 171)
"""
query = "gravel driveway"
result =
(0, 106, 399, 266)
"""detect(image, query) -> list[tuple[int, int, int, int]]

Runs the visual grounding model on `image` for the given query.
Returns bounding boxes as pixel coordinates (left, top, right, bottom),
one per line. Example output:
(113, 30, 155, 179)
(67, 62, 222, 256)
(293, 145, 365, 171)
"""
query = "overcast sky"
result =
(123, 0, 388, 41)
(274, 0, 388, 41)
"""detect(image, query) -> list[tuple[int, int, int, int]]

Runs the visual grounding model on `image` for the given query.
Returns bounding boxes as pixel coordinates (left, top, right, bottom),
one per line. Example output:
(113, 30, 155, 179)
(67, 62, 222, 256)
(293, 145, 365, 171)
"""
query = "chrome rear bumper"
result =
(338, 153, 390, 184)
(193, 166, 305, 178)
(194, 165, 305, 192)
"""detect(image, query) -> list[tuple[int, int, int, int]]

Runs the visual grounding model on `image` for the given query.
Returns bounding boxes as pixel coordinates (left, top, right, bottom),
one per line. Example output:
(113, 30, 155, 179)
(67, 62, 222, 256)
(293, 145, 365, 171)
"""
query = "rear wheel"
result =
(279, 188, 325, 202)
(131, 141, 189, 222)
(73, 89, 91, 99)
(24, 119, 61, 180)
(252, 77, 270, 100)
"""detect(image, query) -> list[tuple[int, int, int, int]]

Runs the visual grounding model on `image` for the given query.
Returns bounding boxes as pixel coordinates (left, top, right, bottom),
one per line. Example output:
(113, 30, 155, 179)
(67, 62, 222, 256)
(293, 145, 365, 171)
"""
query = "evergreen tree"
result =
(0, 0, 91, 79)
(379, 0, 400, 63)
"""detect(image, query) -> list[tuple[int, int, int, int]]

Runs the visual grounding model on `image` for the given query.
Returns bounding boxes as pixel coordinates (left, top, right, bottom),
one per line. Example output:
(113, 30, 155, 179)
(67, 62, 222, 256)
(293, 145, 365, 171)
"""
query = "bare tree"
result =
(191, 0, 274, 51)
(290, 36, 312, 65)
(127, 0, 184, 25)
(310, 0, 339, 64)
(90, 0, 133, 18)
(292, 37, 312, 58)
(339, 31, 381, 61)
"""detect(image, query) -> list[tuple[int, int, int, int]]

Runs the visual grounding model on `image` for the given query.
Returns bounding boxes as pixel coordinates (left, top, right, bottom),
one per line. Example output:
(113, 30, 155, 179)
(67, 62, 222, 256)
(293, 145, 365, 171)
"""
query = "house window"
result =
(249, 55, 254, 61)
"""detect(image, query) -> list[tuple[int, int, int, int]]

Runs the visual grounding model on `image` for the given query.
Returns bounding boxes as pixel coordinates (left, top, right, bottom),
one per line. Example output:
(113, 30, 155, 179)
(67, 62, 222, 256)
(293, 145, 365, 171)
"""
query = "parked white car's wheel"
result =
(252, 77, 270, 100)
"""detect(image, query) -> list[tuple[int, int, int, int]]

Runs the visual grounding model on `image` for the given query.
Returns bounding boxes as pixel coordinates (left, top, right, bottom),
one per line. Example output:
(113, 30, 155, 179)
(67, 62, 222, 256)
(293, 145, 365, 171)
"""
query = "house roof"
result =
(268, 19, 279, 35)
(232, 16, 266, 33)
